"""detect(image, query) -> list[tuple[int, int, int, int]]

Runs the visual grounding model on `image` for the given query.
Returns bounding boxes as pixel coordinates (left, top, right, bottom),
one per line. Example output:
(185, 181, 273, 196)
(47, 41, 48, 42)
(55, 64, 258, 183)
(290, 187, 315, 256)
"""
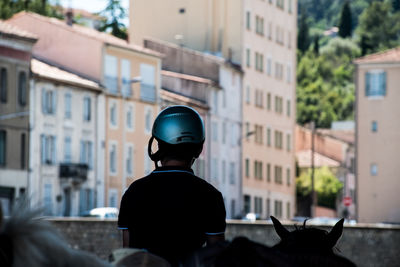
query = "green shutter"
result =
(365, 72, 371, 96)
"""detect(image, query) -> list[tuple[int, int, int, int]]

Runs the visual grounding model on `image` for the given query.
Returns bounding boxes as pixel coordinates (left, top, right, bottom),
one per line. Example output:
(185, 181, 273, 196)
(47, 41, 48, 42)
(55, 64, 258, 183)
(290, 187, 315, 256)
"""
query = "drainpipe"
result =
(28, 77, 36, 207)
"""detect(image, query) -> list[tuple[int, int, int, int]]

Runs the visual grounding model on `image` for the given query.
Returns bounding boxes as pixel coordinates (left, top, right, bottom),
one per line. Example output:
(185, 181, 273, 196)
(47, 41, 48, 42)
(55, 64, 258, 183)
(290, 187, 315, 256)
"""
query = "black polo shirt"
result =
(118, 166, 226, 264)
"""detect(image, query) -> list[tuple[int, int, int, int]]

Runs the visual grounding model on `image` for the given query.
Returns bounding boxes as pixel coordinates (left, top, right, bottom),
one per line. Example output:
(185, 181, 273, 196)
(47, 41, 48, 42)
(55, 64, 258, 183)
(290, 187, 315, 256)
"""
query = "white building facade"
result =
(29, 59, 103, 216)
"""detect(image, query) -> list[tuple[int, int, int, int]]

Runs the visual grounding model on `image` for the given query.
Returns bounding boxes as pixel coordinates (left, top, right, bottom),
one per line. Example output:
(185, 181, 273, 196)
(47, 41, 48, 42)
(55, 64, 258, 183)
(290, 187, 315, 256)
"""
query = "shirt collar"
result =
(154, 165, 194, 174)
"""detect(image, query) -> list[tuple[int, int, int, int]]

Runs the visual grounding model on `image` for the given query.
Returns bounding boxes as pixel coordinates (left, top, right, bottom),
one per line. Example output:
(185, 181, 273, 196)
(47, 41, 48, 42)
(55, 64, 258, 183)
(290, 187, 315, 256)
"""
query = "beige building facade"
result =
(130, 0, 297, 219)
(0, 21, 37, 215)
(354, 48, 400, 223)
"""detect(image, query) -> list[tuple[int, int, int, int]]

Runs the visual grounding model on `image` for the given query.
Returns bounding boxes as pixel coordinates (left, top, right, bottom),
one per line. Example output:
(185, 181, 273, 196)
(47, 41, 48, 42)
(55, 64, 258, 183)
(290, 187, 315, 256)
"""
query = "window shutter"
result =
(79, 189, 85, 214)
(52, 136, 57, 164)
(381, 72, 387, 96)
(365, 72, 371, 96)
(42, 89, 46, 114)
(88, 189, 94, 210)
(80, 140, 84, 164)
(88, 141, 93, 169)
(41, 135, 46, 163)
(87, 98, 91, 121)
(52, 91, 57, 114)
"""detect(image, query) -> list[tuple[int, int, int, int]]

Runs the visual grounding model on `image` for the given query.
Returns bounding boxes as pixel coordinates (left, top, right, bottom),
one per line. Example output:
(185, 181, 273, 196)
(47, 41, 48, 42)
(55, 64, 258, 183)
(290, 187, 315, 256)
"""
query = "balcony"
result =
(59, 163, 88, 184)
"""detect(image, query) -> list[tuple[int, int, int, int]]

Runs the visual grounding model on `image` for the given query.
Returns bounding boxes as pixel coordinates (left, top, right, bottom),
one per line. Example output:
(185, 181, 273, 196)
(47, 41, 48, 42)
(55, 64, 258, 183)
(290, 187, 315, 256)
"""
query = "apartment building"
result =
(144, 39, 243, 219)
(130, 0, 297, 219)
(354, 47, 400, 223)
(0, 21, 37, 215)
(30, 59, 101, 216)
(8, 12, 162, 210)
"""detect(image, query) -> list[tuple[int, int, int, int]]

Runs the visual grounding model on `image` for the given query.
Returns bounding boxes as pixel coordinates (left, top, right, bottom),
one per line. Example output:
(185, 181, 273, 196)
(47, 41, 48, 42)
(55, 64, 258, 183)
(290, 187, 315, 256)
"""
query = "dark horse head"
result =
(271, 216, 356, 267)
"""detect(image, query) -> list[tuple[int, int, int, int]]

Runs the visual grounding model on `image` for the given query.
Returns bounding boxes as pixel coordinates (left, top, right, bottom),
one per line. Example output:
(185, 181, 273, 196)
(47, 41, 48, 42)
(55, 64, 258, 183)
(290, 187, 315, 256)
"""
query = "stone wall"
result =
(49, 218, 400, 266)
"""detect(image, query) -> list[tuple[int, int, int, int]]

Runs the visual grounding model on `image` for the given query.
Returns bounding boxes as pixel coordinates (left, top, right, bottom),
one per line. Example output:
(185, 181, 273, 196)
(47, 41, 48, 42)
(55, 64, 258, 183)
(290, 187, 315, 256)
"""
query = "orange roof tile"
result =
(9, 11, 162, 58)
(0, 19, 37, 41)
(354, 47, 400, 64)
(297, 150, 340, 168)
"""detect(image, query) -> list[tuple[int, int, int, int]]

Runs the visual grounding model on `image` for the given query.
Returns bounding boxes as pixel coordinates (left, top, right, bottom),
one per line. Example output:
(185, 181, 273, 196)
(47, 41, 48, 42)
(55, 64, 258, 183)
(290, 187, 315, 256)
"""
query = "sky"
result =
(58, 0, 129, 25)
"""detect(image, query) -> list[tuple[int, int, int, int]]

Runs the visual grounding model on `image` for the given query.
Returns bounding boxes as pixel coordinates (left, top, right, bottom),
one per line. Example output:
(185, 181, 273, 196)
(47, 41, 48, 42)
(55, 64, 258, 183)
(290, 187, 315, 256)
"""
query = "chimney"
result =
(66, 9, 73, 26)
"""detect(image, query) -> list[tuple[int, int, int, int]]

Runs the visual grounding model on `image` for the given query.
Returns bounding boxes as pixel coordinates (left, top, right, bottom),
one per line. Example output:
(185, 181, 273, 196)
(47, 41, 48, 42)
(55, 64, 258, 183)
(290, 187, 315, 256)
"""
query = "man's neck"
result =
(161, 159, 192, 169)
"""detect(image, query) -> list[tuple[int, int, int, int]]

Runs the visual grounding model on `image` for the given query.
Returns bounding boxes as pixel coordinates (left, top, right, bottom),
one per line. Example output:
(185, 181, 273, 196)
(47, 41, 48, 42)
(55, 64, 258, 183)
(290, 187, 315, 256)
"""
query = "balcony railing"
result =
(140, 83, 156, 103)
(59, 163, 88, 184)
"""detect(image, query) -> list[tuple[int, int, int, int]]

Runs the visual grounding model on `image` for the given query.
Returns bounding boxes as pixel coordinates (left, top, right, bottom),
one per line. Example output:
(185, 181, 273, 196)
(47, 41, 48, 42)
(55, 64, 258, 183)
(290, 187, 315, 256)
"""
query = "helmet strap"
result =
(148, 136, 164, 168)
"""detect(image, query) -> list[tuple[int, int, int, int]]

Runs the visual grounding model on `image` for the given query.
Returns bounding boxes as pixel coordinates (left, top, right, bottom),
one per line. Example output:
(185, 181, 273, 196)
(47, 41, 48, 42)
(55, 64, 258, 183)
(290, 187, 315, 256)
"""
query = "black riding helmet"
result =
(148, 105, 205, 165)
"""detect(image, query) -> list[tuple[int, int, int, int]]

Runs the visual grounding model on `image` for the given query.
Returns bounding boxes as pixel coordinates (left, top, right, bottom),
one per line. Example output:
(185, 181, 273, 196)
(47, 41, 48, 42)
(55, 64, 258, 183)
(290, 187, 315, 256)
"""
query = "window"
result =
(365, 71, 386, 97)
(268, 22, 272, 40)
(288, 32, 292, 49)
(213, 90, 218, 114)
(255, 16, 264, 35)
(286, 134, 291, 151)
(41, 135, 56, 165)
(246, 86, 250, 104)
(246, 48, 251, 67)
(286, 99, 291, 116)
(267, 128, 271, 146)
(18, 72, 27, 106)
(20, 133, 26, 169)
(126, 145, 133, 175)
(255, 125, 263, 144)
(274, 200, 282, 218)
(231, 199, 236, 218)
(108, 188, 118, 208)
(42, 89, 56, 115)
(211, 158, 219, 182)
(110, 102, 118, 127)
(79, 188, 94, 214)
(64, 137, 72, 163)
(104, 54, 118, 93)
(255, 52, 264, 72)
(246, 11, 251, 30)
(126, 105, 134, 130)
(254, 197, 263, 215)
(245, 158, 250, 178)
(64, 93, 72, 119)
(267, 93, 271, 110)
(288, 0, 292, 13)
(83, 96, 91, 121)
(370, 164, 378, 176)
(276, 0, 284, 9)
(229, 162, 235, 185)
(110, 143, 117, 174)
(140, 64, 156, 102)
(286, 167, 291, 185)
(371, 121, 378, 132)
(44, 184, 53, 216)
(145, 107, 153, 134)
(0, 68, 7, 103)
(121, 59, 132, 97)
(0, 130, 6, 166)
(274, 165, 283, 184)
(245, 122, 250, 140)
(267, 57, 272, 76)
(287, 202, 291, 219)
(275, 96, 283, 114)
(286, 64, 292, 83)
(80, 140, 93, 169)
(254, 161, 263, 180)
(266, 198, 271, 217)
(275, 130, 283, 149)
(244, 195, 251, 214)
(266, 163, 271, 182)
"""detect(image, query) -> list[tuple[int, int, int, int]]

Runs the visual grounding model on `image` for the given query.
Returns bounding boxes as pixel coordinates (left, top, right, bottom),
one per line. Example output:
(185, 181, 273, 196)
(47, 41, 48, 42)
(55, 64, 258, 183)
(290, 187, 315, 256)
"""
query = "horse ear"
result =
(270, 216, 289, 240)
(327, 218, 344, 248)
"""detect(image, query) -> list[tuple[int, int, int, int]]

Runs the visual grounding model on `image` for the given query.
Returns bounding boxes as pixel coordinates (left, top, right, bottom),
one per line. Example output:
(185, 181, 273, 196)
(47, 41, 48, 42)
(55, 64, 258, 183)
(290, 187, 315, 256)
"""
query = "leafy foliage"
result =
(298, 7, 310, 53)
(356, 1, 400, 55)
(296, 166, 343, 209)
(0, 0, 62, 20)
(98, 0, 128, 40)
(297, 38, 358, 128)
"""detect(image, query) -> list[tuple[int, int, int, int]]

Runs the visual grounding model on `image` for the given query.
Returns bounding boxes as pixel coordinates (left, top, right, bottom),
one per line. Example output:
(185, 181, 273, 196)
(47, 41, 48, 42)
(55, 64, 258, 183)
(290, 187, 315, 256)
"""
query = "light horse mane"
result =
(1, 200, 111, 267)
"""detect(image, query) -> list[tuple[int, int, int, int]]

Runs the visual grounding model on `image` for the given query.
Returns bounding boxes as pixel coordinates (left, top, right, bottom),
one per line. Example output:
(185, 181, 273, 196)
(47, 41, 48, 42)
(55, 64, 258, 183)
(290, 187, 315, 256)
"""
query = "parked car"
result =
(242, 213, 262, 221)
(81, 207, 119, 219)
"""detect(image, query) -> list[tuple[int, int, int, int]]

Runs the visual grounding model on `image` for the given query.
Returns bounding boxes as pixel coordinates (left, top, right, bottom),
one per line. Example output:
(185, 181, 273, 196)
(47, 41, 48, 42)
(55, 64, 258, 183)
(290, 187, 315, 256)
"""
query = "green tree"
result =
(99, 0, 127, 40)
(313, 35, 320, 55)
(296, 166, 343, 209)
(0, 0, 61, 19)
(338, 1, 352, 38)
(297, 7, 310, 53)
(356, 1, 400, 54)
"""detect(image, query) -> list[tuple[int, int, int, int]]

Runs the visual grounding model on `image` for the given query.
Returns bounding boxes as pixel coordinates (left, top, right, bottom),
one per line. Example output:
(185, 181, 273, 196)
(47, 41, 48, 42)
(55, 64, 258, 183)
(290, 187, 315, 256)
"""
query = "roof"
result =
(297, 150, 340, 168)
(317, 129, 355, 145)
(161, 89, 209, 110)
(31, 58, 101, 90)
(0, 20, 37, 41)
(9, 12, 162, 58)
(162, 70, 215, 85)
(354, 47, 400, 64)
(57, 7, 105, 21)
